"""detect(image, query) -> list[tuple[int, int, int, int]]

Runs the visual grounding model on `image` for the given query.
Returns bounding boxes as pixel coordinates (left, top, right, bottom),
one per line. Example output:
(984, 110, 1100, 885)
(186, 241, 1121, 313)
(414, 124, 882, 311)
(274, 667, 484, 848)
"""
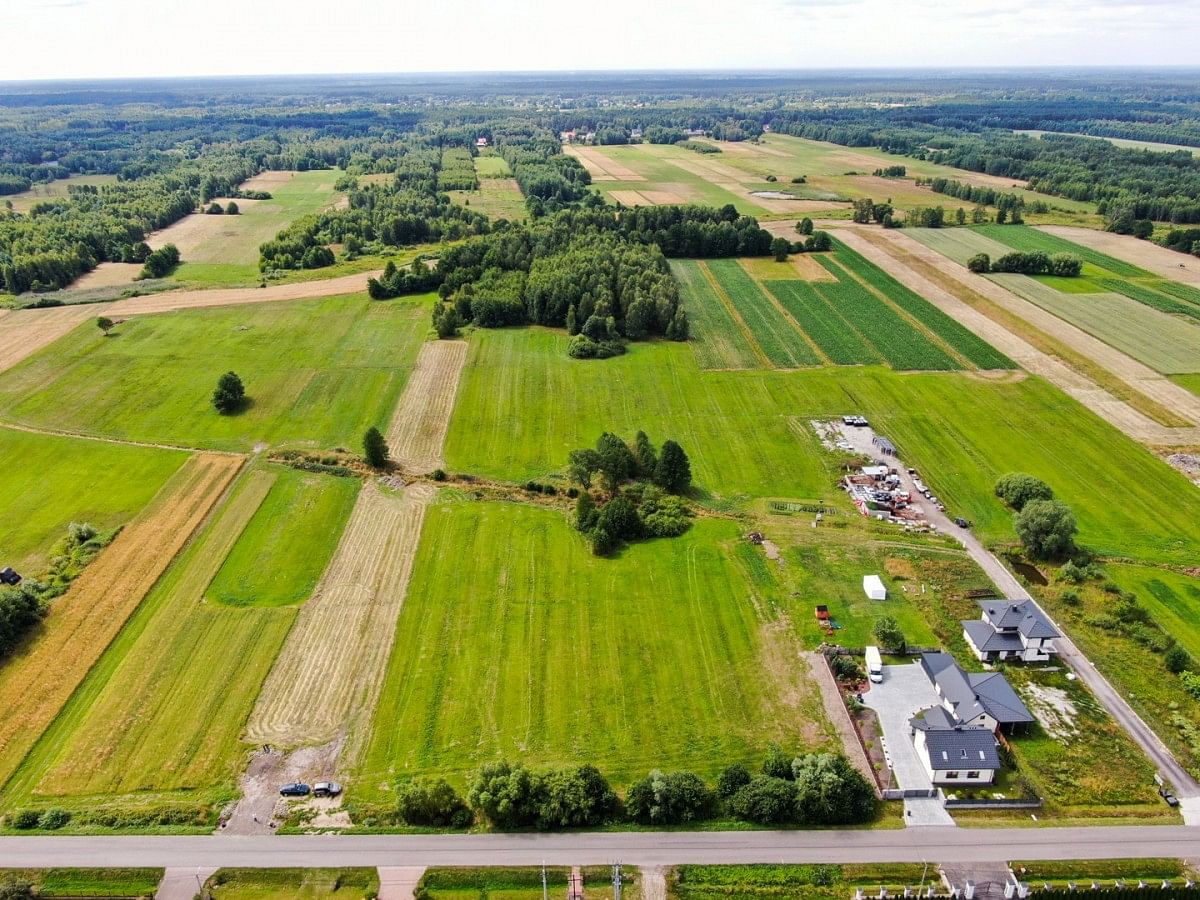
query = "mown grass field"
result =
(0, 427, 186, 573)
(445, 328, 1200, 564)
(171, 170, 344, 286)
(1108, 565, 1200, 660)
(357, 501, 836, 795)
(0, 294, 431, 452)
(0, 868, 163, 897)
(3, 465, 356, 807)
(206, 868, 379, 899)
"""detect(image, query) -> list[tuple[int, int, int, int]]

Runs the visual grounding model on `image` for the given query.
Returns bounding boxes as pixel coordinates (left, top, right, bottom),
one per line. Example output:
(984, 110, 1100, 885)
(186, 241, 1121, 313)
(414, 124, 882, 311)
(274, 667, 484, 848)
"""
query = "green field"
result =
(357, 501, 836, 794)
(206, 868, 379, 899)
(0, 868, 163, 897)
(0, 294, 431, 453)
(3, 174, 119, 214)
(415, 868, 572, 900)
(765, 278, 881, 365)
(704, 259, 820, 367)
(445, 328, 1200, 564)
(673, 864, 931, 900)
(474, 153, 513, 177)
(3, 465, 356, 806)
(448, 177, 526, 222)
(671, 259, 761, 369)
(1173, 373, 1200, 397)
(1016, 128, 1200, 157)
(1108, 566, 1200, 660)
(171, 170, 344, 286)
(0, 427, 187, 573)
(208, 467, 359, 607)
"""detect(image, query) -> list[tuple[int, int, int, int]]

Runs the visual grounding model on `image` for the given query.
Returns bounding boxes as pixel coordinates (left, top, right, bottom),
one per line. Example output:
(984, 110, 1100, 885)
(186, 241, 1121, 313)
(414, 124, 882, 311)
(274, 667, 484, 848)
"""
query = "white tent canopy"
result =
(863, 574, 886, 600)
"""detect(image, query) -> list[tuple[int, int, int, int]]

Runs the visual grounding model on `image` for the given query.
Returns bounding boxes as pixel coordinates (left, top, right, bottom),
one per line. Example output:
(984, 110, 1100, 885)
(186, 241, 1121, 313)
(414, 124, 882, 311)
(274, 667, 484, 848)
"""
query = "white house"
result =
(962, 599, 1059, 663)
(863, 574, 886, 601)
(910, 708, 1000, 786)
(919, 652, 1034, 735)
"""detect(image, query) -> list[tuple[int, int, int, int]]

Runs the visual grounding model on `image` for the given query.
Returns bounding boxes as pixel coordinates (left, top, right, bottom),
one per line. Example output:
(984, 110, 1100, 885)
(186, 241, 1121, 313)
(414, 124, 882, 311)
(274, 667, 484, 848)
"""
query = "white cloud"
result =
(0, 0, 1198, 80)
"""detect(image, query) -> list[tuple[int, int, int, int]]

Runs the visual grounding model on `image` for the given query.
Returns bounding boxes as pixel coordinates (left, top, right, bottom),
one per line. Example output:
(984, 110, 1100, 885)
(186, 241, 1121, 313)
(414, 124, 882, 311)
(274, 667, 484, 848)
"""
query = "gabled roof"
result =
(909, 705, 958, 732)
(978, 599, 1060, 640)
(919, 652, 1035, 726)
(963, 620, 1025, 653)
(920, 727, 1001, 771)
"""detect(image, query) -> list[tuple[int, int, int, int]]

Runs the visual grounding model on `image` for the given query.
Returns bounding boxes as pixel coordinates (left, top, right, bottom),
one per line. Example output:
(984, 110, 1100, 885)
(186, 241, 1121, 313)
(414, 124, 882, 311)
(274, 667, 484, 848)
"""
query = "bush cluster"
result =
(467, 762, 617, 830)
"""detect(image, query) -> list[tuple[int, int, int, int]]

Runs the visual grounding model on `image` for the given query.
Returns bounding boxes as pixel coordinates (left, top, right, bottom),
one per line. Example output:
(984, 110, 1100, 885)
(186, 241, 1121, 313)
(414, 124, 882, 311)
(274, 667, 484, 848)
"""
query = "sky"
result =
(3, 0, 1200, 81)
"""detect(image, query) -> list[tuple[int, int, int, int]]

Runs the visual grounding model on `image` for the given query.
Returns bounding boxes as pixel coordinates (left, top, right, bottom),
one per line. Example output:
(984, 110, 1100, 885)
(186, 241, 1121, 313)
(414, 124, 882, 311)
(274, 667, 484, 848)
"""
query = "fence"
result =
(944, 797, 1042, 809)
(882, 788, 939, 800)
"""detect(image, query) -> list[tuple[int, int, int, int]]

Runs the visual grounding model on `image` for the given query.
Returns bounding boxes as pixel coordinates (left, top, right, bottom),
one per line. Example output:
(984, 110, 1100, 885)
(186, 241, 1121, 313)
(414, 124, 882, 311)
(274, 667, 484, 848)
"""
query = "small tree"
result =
(771, 236, 790, 262)
(995, 472, 1053, 510)
(363, 426, 389, 468)
(762, 744, 794, 780)
(717, 763, 752, 798)
(873, 615, 906, 654)
(1166, 645, 1192, 675)
(574, 491, 598, 532)
(211, 371, 245, 414)
(634, 430, 658, 477)
(796, 217, 814, 236)
(206, 201, 224, 215)
(226, 201, 239, 215)
(396, 777, 472, 828)
(966, 253, 990, 274)
(653, 440, 692, 494)
(96, 316, 115, 336)
(1014, 499, 1077, 560)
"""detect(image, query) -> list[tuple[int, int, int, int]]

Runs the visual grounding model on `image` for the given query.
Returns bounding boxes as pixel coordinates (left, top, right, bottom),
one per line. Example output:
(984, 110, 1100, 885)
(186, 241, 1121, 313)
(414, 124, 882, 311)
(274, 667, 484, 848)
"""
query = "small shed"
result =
(863, 574, 886, 601)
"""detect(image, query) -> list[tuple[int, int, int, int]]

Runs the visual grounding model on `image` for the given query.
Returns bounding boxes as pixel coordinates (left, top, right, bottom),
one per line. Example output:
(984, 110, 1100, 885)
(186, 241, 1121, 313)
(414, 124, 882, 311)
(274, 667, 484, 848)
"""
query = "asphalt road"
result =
(3, 827, 1200, 869)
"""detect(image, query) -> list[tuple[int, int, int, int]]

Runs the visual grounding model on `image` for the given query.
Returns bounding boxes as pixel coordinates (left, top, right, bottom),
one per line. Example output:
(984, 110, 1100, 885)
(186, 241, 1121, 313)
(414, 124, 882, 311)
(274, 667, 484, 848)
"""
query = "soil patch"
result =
(1038, 226, 1200, 286)
(68, 262, 143, 290)
(221, 739, 344, 835)
(1020, 682, 1080, 741)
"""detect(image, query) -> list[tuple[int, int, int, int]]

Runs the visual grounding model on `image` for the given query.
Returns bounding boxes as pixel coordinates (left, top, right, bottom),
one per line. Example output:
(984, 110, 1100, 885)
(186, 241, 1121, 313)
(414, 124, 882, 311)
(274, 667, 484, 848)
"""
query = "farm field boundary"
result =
(701, 259, 821, 368)
(670, 259, 761, 370)
(385, 340, 469, 473)
(1038, 226, 1200, 286)
(0, 452, 244, 791)
(838, 228, 1200, 444)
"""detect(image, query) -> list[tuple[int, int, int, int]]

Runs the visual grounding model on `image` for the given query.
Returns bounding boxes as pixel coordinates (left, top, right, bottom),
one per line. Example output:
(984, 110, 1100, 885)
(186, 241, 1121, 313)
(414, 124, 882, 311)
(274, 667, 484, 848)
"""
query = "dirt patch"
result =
(0, 453, 243, 788)
(245, 482, 434, 755)
(761, 539, 782, 563)
(790, 253, 837, 282)
(609, 189, 651, 206)
(386, 340, 469, 474)
(564, 145, 645, 182)
(242, 170, 297, 191)
(0, 305, 95, 375)
(105, 270, 378, 316)
(68, 262, 143, 291)
(1039, 226, 1200, 286)
(222, 739, 344, 835)
(640, 189, 687, 205)
(1020, 682, 1080, 741)
(715, 140, 791, 159)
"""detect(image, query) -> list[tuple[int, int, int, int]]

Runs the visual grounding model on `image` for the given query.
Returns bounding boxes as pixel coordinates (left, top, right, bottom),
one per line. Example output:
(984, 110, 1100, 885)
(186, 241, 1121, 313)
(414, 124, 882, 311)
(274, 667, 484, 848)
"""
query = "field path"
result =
(244, 481, 434, 752)
(0, 271, 379, 376)
(0, 453, 243, 789)
(1038, 226, 1200, 286)
(385, 340, 469, 473)
(831, 228, 1200, 445)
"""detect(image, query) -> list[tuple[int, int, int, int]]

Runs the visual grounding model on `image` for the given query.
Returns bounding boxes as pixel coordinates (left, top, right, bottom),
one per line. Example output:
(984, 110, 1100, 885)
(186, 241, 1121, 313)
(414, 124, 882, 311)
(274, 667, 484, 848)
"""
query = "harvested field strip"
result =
(1099, 278, 1200, 323)
(995, 276, 1200, 375)
(1038, 225, 1200, 285)
(0, 453, 243, 790)
(609, 189, 652, 207)
(671, 260, 760, 370)
(385, 340, 469, 474)
(0, 305, 93, 375)
(245, 482, 434, 752)
(812, 257, 960, 371)
(846, 228, 1195, 432)
(904, 227, 1015, 268)
(23, 469, 292, 797)
(703, 259, 820, 368)
(831, 243, 1015, 369)
(973, 225, 1148, 278)
(764, 280, 879, 365)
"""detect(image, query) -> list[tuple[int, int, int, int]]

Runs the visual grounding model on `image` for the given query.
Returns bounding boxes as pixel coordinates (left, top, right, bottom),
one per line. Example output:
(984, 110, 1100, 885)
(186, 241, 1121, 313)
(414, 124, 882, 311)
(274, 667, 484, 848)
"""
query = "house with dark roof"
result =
(962, 599, 1059, 663)
(910, 709, 1001, 785)
(918, 651, 1035, 735)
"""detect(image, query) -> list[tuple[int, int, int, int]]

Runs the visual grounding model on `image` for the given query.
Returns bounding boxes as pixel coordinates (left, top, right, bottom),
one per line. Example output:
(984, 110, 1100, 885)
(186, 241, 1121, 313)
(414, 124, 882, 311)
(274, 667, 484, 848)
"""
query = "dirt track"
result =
(831, 228, 1200, 446)
(385, 340, 469, 474)
(0, 453, 243, 789)
(0, 271, 379, 376)
(244, 481, 434, 752)
(1038, 225, 1200, 286)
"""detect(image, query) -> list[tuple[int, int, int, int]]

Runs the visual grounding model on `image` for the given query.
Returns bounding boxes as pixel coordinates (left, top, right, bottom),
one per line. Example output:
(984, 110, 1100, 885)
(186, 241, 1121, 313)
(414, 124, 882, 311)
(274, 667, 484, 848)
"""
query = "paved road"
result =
(841, 423, 1200, 806)
(2, 827, 1199, 869)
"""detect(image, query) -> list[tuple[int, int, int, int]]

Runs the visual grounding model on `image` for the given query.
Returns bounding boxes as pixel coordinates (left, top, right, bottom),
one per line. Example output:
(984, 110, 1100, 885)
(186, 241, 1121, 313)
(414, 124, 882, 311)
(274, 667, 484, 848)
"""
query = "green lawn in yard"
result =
(0, 293, 431, 453)
(207, 466, 359, 607)
(206, 868, 379, 899)
(0, 427, 187, 574)
(357, 500, 836, 796)
(445, 328, 1200, 564)
(0, 868, 163, 897)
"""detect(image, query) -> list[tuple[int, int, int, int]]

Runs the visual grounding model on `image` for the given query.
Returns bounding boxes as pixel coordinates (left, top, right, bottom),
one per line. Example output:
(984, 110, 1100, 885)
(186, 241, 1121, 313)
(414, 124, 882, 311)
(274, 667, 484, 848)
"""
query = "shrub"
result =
(1181, 671, 1200, 701)
(566, 487, 579, 498)
(830, 654, 863, 681)
(533, 765, 617, 830)
(730, 776, 798, 824)
(226, 201, 239, 215)
(595, 494, 641, 542)
(431, 468, 447, 481)
(966, 253, 990, 273)
(995, 472, 1054, 510)
(567, 334, 626, 359)
(638, 489, 693, 538)
(9, 809, 39, 830)
(873, 615, 906, 654)
(37, 807, 70, 830)
(1166, 645, 1192, 674)
(1014, 499, 1077, 560)
(762, 744, 794, 780)
(206, 201, 224, 214)
(792, 753, 876, 824)
(467, 761, 538, 829)
(717, 763, 751, 798)
(396, 777, 472, 828)
(0, 879, 34, 900)
(625, 770, 714, 825)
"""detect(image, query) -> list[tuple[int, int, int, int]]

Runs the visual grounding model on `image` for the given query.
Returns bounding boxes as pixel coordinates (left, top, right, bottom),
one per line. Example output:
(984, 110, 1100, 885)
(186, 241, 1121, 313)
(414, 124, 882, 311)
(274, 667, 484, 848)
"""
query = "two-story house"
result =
(962, 599, 1060, 663)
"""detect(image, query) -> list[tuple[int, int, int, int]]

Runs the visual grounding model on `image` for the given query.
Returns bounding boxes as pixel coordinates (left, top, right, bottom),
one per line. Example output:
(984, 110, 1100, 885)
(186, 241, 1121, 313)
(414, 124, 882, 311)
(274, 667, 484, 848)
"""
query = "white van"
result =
(864, 645, 883, 683)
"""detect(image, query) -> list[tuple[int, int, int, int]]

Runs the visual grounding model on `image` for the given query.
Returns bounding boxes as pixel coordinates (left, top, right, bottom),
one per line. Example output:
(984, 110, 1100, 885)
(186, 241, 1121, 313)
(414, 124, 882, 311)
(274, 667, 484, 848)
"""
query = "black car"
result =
(954, 517, 971, 528)
(1159, 785, 1180, 808)
(279, 782, 311, 797)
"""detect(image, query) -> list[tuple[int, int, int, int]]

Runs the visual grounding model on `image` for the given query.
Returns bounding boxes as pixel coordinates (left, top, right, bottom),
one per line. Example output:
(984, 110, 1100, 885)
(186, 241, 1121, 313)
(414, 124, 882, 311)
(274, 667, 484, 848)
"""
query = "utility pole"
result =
(612, 862, 622, 900)
(542, 862, 548, 900)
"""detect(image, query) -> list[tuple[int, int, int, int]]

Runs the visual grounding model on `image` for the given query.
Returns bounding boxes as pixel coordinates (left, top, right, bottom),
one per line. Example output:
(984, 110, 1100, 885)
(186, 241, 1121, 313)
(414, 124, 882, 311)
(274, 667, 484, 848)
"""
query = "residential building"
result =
(919, 651, 1035, 734)
(962, 599, 1059, 663)
(910, 708, 1001, 785)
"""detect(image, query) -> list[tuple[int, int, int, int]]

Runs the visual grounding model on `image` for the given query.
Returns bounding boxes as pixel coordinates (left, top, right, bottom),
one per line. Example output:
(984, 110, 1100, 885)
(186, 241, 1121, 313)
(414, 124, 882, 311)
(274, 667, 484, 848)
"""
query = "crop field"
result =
(0, 294, 431, 452)
(385, 339, 469, 473)
(445, 329, 1200, 564)
(356, 501, 836, 793)
(703, 259, 820, 367)
(0, 453, 242, 793)
(670, 259, 761, 369)
(0, 427, 186, 573)
(447, 154, 525, 221)
(765, 279, 880, 365)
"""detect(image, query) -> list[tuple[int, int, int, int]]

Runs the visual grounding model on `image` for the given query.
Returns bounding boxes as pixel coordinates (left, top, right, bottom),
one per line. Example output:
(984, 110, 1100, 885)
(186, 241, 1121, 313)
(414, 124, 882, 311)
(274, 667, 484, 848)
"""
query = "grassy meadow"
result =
(0, 868, 163, 897)
(3, 174, 119, 214)
(2, 464, 356, 808)
(0, 427, 187, 573)
(206, 868, 380, 899)
(0, 294, 431, 452)
(356, 501, 837, 795)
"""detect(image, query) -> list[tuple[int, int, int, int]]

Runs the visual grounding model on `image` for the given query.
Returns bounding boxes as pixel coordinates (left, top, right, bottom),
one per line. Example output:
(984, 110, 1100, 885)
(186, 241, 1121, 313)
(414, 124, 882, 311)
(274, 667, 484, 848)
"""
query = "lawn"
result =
(0, 427, 187, 573)
(356, 500, 837, 795)
(170, 170, 344, 286)
(208, 466, 360, 607)
(0, 293, 431, 452)
(672, 864, 932, 900)
(0, 868, 163, 897)
(3, 464, 356, 806)
(445, 328, 1200, 565)
(206, 868, 379, 899)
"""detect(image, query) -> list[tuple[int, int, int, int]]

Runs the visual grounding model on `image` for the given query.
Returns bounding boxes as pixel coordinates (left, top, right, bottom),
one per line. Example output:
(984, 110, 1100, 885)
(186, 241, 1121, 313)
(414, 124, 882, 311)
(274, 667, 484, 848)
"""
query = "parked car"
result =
(279, 783, 311, 797)
(1159, 785, 1180, 808)
(313, 781, 343, 798)
(955, 517, 971, 528)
